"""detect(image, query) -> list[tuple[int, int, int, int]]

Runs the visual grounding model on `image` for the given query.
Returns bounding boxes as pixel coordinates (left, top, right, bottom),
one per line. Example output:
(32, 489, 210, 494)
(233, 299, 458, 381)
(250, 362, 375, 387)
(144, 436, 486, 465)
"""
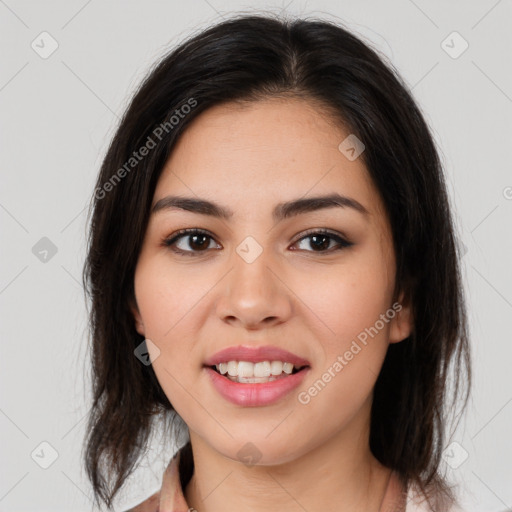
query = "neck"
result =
(184, 415, 394, 512)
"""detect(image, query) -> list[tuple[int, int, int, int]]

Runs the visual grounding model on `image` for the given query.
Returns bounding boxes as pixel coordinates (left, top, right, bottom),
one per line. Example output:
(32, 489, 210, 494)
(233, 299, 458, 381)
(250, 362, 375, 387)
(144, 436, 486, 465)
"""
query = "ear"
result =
(130, 297, 145, 337)
(388, 291, 413, 344)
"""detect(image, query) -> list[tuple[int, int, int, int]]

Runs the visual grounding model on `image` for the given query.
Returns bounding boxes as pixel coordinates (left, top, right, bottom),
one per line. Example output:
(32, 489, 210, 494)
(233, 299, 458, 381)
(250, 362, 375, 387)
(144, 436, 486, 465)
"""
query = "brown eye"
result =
(291, 230, 353, 253)
(185, 233, 210, 251)
(163, 229, 221, 255)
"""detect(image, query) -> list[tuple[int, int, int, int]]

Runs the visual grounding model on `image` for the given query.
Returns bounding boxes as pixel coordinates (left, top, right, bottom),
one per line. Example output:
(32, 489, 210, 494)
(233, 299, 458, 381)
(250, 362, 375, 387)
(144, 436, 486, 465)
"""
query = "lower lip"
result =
(205, 367, 310, 407)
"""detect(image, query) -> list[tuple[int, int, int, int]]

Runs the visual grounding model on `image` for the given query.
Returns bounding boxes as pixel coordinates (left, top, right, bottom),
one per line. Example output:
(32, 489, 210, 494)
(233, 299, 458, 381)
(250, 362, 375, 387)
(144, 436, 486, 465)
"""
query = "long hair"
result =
(82, 13, 471, 510)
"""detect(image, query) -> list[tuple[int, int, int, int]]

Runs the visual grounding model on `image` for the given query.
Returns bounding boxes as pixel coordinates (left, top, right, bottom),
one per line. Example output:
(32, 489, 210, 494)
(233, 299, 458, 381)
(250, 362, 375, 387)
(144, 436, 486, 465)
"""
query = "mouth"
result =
(202, 345, 311, 405)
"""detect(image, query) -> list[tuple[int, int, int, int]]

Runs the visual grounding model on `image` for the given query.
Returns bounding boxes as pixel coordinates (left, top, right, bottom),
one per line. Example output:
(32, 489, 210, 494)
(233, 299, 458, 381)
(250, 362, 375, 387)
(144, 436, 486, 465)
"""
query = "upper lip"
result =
(204, 345, 310, 367)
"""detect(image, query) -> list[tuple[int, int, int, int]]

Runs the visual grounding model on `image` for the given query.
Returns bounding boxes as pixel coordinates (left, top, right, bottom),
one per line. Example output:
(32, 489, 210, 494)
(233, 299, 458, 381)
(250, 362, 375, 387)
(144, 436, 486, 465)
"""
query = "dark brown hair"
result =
(82, 12, 471, 510)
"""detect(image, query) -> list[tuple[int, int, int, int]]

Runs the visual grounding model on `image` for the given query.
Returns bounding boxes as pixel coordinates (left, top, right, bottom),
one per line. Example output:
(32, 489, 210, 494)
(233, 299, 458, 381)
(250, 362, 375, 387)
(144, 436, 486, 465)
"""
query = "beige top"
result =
(125, 443, 464, 512)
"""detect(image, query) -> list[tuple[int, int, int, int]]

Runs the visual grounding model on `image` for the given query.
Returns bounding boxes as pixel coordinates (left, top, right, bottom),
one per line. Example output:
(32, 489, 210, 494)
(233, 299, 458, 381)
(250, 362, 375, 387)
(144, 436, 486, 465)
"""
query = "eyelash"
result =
(162, 228, 353, 256)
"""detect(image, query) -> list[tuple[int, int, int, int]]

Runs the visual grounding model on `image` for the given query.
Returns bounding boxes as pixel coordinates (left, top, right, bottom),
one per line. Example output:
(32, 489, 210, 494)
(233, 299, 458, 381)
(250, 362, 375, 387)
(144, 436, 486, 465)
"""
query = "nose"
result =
(216, 248, 293, 330)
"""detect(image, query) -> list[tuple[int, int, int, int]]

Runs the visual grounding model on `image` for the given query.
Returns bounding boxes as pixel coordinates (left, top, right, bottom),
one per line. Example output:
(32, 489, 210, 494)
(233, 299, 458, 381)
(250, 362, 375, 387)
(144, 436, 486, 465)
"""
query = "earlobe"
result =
(389, 293, 413, 344)
(130, 298, 145, 337)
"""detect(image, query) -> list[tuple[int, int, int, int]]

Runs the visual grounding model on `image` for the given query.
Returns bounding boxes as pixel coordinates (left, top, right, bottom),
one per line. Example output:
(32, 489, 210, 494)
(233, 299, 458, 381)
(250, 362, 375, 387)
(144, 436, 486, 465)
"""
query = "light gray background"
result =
(1, 1, 511, 511)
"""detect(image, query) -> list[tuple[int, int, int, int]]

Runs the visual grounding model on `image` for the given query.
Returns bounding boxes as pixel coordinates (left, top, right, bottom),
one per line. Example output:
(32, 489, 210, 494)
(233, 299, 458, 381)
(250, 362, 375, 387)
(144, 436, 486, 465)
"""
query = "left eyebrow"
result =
(151, 192, 370, 221)
(273, 193, 370, 220)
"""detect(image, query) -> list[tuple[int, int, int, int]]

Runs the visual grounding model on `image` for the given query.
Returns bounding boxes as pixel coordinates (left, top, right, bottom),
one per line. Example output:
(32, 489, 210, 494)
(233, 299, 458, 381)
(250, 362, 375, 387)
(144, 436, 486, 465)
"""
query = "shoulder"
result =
(122, 490, 160, 512)
(405, 483, 465, 512)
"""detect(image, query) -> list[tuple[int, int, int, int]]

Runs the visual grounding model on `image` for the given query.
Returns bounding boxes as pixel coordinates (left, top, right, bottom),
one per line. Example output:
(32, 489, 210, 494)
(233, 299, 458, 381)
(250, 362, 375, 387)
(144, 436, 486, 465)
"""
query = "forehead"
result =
(154, 97, 388, 223)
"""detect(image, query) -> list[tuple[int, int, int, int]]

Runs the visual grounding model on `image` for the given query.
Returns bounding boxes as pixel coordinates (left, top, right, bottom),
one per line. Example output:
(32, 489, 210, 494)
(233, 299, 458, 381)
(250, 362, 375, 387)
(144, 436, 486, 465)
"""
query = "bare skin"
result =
(131, 97, 412, 512)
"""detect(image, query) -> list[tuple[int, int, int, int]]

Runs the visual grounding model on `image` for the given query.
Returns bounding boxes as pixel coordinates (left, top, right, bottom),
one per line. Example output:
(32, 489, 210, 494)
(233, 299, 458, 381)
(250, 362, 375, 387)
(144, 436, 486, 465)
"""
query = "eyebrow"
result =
(151, 193, 370, 221)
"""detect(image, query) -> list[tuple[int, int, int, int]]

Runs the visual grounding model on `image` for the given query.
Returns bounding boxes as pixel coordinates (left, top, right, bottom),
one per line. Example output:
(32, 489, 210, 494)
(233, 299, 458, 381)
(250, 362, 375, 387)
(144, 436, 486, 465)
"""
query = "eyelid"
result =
(291, 227, 352, 245)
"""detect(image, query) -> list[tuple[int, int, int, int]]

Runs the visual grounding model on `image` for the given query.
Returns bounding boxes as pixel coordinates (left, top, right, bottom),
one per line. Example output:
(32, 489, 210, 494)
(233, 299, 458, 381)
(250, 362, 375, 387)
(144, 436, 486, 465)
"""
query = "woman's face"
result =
(132, 97, 412, 465)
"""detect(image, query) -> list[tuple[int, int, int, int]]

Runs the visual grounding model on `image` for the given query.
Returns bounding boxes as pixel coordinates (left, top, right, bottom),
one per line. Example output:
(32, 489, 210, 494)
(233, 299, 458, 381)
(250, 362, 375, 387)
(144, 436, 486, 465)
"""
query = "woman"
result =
(82, 13, 471, 512)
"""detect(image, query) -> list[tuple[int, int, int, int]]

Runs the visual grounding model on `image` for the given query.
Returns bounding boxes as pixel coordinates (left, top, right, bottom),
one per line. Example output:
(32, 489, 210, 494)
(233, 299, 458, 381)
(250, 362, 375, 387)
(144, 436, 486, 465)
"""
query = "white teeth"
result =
(238, 361, 253, 378)
(227, 361, 238, 376)
(214, 360, 301, 378)
(270, 361, 283, 375)
(282, 362, 294, 374)
(254, 361, 271, 377)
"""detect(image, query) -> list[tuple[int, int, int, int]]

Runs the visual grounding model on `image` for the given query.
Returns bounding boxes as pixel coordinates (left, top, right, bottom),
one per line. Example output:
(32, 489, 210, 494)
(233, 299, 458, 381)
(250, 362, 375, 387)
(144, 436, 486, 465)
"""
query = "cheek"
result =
(133, 259, 202, 414)
(293, 269, 393, 432)
(134, 255, 212, 341)
(296, 256, 394, 349)
(290, 248, 394, 422)
(133, 256, 218, 407)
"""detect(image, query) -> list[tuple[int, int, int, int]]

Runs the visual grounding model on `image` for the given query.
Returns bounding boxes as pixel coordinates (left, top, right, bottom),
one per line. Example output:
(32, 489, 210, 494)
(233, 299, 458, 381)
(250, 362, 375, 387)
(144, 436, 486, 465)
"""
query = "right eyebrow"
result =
(152, 196, 233, 219)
